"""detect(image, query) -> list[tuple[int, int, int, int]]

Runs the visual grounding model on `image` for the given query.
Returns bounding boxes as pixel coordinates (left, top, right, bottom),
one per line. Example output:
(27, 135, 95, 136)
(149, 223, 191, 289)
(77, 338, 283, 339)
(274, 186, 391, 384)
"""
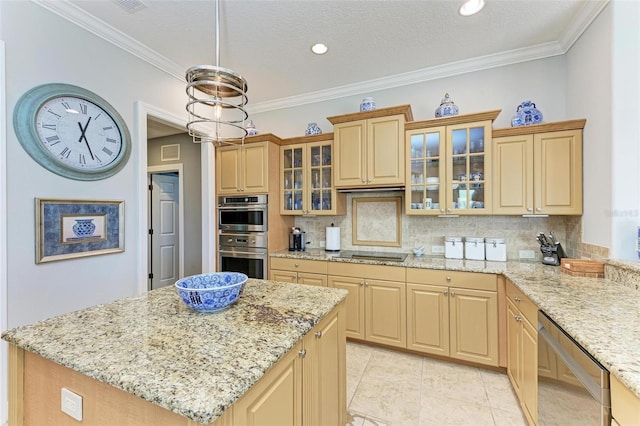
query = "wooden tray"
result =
(560, 258, 605, 278)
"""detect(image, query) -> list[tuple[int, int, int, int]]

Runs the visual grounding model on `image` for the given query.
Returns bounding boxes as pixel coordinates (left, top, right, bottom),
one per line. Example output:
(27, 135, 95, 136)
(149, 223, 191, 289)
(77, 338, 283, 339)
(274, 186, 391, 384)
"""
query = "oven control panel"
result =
(219, 232, 267, 249)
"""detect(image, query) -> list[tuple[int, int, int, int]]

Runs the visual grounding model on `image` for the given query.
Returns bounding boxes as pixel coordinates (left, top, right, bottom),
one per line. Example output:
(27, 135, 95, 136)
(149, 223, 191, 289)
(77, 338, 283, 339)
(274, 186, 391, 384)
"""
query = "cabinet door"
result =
(328, 276, 365, 340)
(534, 129, 583, 215)
(492, 134, 534, 214)
(449, 287, 499, 366)
(446, 120, 492, 214)
(506, 299, 522, 393)
(364, 278, 406, 348)
(298, 272, 327, 287)
(233, 342, 303, 426)
(270, 269, 298, 283)
(521, 316, 538, 426)
(308, 142, 338, 214)
(243, 142, 269, 193)
(406, 283, 449, 355)
(334, 120, 366, 187)
(281, 144, 305, 214)
(216, 146, 241, 194)
(406, 127, 446, 215)
(367, 114, 404, 186)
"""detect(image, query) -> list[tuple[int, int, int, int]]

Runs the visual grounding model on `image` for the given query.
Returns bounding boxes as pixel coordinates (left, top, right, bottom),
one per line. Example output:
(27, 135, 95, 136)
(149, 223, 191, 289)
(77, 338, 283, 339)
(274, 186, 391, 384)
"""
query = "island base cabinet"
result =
(612, 374, 640, 426)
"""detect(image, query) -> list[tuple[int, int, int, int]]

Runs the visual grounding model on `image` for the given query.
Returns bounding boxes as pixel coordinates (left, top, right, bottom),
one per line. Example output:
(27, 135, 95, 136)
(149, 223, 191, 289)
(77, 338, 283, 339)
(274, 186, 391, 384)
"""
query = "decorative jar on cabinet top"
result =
(360, 97, 377, 112)
(511, 100, 543, 126)
(435, 93, 459, 118)
(305, 122, 322, 136)
(245, 120, 258, 135)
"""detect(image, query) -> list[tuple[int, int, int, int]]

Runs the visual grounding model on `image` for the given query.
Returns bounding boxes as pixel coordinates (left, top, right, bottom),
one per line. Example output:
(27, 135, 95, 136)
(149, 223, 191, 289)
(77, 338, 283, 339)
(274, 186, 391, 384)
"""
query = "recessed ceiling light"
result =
(459, 0, 485, 16)
(311, 43, 328, 55)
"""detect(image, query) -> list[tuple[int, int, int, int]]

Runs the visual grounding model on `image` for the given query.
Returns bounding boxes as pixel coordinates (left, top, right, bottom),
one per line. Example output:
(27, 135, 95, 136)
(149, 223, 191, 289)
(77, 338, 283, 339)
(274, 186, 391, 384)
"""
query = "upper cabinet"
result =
(216, 135, 281, 195)
(279, 133, 346, 215)
(328, 105, 413, 189)
(405, 111, 500, 215)
(492, 120, 585, 215)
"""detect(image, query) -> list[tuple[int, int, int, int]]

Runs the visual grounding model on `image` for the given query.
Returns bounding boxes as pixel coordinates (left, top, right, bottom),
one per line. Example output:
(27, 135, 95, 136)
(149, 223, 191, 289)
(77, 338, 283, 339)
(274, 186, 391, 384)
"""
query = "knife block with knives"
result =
(537, 232, 566, 266)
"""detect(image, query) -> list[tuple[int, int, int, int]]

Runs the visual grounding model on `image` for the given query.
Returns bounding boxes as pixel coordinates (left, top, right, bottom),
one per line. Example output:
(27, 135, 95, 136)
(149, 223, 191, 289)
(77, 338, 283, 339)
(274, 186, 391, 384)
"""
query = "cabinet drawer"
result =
(406, 268, 496, 291)
(270, 258, 327, 274)
(506, 279, 537, 324)
(327, 262, 405, 281)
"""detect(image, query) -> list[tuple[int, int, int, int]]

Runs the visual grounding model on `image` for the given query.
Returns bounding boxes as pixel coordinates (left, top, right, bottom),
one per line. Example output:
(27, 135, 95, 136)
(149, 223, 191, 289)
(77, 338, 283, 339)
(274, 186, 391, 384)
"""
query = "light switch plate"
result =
(519, 250, 536, 260)
(61, 387, 83, 421)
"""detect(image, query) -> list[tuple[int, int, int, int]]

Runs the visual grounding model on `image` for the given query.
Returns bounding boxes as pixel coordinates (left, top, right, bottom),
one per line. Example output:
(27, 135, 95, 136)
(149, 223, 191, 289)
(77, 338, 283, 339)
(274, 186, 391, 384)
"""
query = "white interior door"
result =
(150, 173, 180, 289)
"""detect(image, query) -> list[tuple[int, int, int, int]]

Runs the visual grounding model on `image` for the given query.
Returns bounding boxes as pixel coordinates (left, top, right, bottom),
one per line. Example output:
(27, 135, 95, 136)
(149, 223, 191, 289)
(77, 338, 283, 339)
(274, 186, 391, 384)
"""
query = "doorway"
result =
(149, 171, 181, 290)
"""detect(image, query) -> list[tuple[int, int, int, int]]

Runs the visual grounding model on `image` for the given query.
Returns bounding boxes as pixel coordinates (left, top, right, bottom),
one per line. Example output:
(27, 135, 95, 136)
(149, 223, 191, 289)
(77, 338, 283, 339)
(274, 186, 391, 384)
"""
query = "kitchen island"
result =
(2, 279, 348, 425)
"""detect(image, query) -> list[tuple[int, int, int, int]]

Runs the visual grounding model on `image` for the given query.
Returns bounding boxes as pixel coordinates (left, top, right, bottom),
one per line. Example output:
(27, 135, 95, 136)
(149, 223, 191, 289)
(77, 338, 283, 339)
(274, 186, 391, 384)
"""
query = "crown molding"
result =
(34, 0, 608, 115)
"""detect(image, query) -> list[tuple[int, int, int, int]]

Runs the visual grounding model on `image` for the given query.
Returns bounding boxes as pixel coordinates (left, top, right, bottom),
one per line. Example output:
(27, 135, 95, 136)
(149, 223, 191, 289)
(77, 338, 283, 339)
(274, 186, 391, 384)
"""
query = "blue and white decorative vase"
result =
(72, 219, 96, 237)
(360, 97, 377, 112)
(435, 93, 459, 118)
(305, 122, 322, 136)
(245, 120, 258, 136)
(511, 100, 543, 126)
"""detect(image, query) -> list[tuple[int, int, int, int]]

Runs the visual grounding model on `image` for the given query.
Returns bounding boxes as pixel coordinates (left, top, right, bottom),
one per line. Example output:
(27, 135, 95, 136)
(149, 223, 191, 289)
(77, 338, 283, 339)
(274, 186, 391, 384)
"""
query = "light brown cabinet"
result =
(505, 279, 538, 426)
(492, 120, 585, 215)
(611, 375, 640, 426)
(406, 269, 499, 366)
(279, 134, 346, 216)
(405, 111, 499, 215)
(270, 257, 328, 287)
(328, 105, 412, 189)
(328, 262, 406, 348)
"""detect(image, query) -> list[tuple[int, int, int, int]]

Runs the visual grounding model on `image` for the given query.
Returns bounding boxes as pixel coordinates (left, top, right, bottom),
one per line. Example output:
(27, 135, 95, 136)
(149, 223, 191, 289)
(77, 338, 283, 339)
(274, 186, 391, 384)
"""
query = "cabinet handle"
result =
(315, 331, 322, 338)
(446, 276, 451, 282)
(514, 315, 522, 322)
(298, 349, 307, 358)
(443, 290, 448, 296)
(514, 296, 521, 302)
(450, 291, 456, 297)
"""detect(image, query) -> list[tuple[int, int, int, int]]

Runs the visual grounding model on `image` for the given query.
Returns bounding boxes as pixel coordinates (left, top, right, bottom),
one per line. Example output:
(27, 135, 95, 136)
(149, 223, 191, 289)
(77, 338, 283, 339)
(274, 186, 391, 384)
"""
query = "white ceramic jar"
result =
(485, 238, 507, 261)
(465, 237, 485, 260)
(444, 236, 464, 259)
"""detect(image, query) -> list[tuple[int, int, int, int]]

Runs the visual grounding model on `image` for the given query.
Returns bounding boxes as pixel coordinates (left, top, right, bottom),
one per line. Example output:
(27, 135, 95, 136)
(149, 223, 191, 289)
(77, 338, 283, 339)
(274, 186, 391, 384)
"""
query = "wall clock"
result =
(13, 83, 131, 181)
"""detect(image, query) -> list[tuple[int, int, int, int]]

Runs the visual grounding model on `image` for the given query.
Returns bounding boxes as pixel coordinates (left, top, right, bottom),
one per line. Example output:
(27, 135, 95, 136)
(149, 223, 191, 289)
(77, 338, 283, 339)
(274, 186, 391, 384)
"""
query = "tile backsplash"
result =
(293, 192, 607, 261)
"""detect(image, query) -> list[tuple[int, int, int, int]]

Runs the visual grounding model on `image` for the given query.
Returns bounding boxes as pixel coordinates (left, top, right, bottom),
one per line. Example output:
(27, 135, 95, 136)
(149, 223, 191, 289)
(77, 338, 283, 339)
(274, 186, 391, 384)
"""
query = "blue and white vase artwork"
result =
(511, 101, 543, 126)
(305, 122, 322, 136)
(360, 97, 377, 112)
(72, 219, 96, 238)
(435, 93, 459, 118)
(245, 120, 258, 136)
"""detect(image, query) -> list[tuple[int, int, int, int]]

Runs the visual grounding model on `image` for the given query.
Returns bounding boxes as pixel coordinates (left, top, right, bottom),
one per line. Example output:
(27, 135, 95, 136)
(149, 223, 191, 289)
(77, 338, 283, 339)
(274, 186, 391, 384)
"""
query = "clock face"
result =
(13, 83, 131, 181)
(35, 96, 123, 171)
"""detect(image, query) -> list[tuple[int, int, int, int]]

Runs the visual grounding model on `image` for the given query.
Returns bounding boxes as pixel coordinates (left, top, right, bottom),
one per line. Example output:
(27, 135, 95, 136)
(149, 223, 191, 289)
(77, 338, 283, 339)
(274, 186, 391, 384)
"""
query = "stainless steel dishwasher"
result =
(537, 311, 611, 425)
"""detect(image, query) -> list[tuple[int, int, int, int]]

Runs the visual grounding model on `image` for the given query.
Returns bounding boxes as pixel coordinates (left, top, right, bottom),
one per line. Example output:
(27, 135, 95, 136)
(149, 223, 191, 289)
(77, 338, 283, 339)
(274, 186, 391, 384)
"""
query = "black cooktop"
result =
(335, 250, 408, 262)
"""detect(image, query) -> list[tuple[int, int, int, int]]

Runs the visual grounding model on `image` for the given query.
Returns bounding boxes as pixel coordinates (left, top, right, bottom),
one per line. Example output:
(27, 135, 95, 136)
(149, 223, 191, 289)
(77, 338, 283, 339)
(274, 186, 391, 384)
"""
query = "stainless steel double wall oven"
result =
(217, 195, 268, 279)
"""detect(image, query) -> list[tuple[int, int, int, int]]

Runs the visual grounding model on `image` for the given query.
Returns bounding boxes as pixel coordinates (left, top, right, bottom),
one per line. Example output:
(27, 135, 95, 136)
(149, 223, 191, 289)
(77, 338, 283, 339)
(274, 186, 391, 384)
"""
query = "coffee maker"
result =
(289, 227, 306, 251)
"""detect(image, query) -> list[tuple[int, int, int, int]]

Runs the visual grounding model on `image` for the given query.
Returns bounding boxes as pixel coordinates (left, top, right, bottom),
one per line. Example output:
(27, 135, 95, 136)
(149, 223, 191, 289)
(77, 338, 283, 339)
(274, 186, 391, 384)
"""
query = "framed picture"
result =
(35, 198, 124, 264)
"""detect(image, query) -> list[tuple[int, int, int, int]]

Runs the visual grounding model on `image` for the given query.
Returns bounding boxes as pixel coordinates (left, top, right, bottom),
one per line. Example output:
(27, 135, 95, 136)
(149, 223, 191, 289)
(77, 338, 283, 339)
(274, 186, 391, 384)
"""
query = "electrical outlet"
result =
(319, 240, 325, 248)
(519, 250, 536, 260)
(431, 245, 445, 254)
(61, 388, 83, 421)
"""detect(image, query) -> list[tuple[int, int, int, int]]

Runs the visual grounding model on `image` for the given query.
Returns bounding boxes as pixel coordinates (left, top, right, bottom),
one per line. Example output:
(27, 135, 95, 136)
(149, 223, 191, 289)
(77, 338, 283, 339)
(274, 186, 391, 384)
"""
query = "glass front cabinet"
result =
(280, 135, 346, 215)
(405, 111, 499, 215)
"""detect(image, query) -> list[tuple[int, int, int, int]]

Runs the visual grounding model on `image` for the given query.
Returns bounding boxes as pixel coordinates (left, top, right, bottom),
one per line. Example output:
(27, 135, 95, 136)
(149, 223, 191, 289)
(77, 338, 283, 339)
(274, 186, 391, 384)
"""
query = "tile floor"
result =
(345, 341, 529, 426)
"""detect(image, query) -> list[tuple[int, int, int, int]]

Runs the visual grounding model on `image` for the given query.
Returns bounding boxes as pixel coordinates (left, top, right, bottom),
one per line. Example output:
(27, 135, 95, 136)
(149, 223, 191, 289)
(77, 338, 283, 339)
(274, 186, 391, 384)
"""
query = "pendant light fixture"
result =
(185, 0, 248, 144)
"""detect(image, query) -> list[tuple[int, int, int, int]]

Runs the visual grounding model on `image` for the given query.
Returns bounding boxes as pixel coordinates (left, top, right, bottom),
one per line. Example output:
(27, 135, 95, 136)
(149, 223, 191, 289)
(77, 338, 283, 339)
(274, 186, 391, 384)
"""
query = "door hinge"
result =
(148, 184, 153, 191)
(148, 273, 154, 279)
(148, 229, 153, 235)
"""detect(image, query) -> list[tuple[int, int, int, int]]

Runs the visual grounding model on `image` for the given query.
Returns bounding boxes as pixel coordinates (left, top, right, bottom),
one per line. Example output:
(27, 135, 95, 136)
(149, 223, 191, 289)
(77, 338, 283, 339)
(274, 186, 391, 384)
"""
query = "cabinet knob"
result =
(359, 282, 364, 286)
(364, 281, 369, 287)
(294, 263, 299, 267)
(315, 331, 322, 338)
(446, 276, 451, 282)
(450, 291, 456, 297)
(298, 349, 307, 358)
(515, 315, 522, 322)
(367, 178, 372, 183)
(536, 207, 542, 212)
(443, 290, 448, 296)
(527, 208, 533, 212)
(514, 296, 521, 302)
(361, 179, 366, 183)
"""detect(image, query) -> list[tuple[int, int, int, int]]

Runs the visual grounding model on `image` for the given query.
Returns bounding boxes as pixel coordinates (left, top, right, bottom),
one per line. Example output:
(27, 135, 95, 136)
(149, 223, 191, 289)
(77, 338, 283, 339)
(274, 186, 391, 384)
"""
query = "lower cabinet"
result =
(328, 262, 406, 348)
(406, 269, 499, 367)
(611, 374, 640, 426)
(505, 279, 538, 426)
(270, 258, 328, 287)
(233, 300, 346, 426)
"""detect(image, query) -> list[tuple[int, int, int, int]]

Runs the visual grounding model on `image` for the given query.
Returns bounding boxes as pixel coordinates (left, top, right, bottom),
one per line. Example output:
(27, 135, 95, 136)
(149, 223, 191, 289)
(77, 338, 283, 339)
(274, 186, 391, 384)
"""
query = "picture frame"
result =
(35, 198, 124, 264)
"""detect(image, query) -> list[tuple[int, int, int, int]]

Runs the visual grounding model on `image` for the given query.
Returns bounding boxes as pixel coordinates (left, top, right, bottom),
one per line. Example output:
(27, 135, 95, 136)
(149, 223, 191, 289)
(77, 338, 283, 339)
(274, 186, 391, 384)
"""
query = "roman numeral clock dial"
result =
(14, 83, 131, 181)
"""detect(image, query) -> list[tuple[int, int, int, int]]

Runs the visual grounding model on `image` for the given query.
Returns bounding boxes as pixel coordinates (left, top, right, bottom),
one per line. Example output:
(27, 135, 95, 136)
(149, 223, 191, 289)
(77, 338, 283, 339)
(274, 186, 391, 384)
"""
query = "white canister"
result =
(465, 237, 485, 260)
(445, 237, 463, 259)
(485, 238, 507, 262)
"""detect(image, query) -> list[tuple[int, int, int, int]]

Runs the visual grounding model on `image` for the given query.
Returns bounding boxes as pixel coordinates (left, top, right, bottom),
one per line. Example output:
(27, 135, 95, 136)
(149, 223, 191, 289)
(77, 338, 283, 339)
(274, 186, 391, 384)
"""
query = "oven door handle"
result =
(218, 249, 267, 257)
(538, 322, 610, 407)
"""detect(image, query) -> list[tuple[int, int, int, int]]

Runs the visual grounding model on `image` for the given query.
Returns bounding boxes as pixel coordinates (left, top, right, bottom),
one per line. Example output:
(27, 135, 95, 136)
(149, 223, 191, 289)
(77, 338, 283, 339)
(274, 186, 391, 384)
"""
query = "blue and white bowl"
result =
(175, 272, 248, 312)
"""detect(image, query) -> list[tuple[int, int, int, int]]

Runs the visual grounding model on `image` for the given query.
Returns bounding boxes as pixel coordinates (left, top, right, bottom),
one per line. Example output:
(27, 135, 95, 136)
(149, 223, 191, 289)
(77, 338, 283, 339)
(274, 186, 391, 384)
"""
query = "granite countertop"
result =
(1, 279, 348, 424)
(273, 249, 640, 398)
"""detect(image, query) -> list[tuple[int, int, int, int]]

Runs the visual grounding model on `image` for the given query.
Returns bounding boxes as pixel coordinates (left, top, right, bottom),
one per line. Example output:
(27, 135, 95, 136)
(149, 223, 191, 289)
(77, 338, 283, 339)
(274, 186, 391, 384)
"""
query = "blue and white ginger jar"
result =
(245, 120, 258, 136)
(435, 93, 459, 118)
(511, 101, 543, 126)
(360, 97, 377, 112)
(72, 219, 96, 237)
(305, 122, 322, 136)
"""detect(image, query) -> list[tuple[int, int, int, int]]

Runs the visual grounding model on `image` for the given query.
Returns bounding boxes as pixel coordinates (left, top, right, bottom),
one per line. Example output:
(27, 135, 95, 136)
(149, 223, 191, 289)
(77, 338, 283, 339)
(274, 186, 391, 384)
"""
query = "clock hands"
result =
(77, 118, 95, 160)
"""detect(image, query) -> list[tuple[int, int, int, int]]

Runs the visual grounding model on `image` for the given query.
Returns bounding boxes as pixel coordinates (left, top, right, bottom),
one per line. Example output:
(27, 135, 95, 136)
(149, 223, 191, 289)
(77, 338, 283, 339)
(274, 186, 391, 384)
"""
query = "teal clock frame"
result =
(13, 83, 131, 181)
